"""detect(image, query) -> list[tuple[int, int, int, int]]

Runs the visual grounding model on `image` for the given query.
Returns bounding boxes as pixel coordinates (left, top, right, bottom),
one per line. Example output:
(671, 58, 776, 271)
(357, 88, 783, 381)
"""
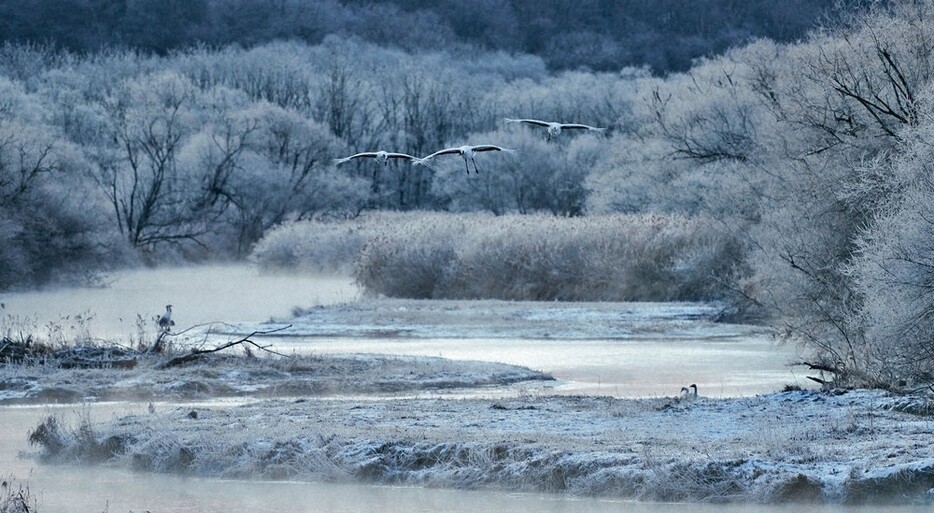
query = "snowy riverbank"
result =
(220, 299, 759, 341)
(27, 389, 934, 504)
(7, 297, 931, 504)
(0, 348, 551, 404)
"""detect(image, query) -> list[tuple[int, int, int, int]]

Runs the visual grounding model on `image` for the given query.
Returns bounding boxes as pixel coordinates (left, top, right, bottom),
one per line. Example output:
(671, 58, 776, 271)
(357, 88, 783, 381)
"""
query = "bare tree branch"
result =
(156, 325, 293, 369)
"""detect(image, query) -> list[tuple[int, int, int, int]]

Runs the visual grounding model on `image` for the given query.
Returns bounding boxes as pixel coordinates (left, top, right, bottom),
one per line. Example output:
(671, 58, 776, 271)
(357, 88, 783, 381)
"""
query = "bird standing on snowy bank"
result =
(505, 118, 606, 139)
(157, 304, 175, 332)
(415, 144, 514, 175)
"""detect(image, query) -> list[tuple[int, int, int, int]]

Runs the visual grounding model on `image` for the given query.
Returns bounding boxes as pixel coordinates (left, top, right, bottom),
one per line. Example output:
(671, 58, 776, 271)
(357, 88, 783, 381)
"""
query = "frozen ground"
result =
(28, 389, 934, 504)
(219, 299, 762, 341)
(0, 349, 551, 404)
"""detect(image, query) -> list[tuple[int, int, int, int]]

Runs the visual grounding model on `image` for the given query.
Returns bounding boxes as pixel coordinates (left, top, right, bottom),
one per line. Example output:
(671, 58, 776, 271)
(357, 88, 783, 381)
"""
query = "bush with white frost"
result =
(251, 215, 388, 274)
(302, 213, 744, 301)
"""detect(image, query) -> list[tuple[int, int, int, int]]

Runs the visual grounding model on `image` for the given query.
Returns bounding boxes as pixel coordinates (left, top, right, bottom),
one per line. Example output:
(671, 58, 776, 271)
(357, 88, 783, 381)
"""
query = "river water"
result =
(0, 266, 925, 512)
(0, 265, 357, 342)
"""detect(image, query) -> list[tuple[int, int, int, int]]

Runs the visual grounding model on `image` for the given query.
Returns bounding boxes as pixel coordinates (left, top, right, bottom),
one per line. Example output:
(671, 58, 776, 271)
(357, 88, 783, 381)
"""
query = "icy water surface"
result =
(240, 299, 807, 397)
(1, 265, 806, 397)
(267, 334, 802, 398)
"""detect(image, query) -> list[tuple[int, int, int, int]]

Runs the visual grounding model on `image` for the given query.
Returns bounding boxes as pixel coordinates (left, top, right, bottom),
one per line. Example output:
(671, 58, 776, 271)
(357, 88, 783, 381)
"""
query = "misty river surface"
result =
(3, 265, 920, 512)
(0, 265, 358, 341)
(0, 265, 807, 398)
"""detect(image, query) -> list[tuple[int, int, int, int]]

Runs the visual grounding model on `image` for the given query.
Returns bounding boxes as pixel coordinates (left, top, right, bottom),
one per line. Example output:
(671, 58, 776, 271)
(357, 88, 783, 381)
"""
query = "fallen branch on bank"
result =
(156, 325, 292, 369)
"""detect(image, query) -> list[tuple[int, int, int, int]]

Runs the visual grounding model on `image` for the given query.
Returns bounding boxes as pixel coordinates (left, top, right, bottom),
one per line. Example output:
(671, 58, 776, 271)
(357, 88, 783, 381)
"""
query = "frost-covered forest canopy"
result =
(0, 0, 855, 73)
(4, 1, 934, 387)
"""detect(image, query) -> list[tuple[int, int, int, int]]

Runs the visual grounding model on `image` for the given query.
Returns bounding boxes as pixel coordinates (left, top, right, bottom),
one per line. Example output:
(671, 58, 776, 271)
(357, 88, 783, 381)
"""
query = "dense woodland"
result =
(4, 1, 934, 386)
(0, 0, 860, 73)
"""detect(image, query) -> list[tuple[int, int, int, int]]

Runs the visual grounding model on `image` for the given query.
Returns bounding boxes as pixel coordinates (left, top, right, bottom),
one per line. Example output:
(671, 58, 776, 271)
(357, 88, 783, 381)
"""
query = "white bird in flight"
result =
(157, 304, 174, 332)
(505, 118, 606, 139)
(333, 151, 417, 166)
(415, 144, 514, 175)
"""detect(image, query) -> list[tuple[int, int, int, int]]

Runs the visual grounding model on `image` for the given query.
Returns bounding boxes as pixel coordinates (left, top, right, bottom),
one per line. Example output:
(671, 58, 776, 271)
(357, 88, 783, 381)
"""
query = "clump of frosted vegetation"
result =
(251, 217, 374, 274)
(357, 213, 742, 301)
(254, 213, 743, 302)
(0, 476, 36, 513)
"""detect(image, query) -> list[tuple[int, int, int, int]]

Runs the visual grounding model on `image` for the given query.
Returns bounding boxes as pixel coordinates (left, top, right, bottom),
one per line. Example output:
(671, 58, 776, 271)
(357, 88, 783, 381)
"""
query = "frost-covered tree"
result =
(0, 78, 123, 288)
(748, 4, 934, 382)
(89, 71, 208, 252)
(846, 80, 934, 385)
(626, 2, 934, 384)
(236, 103, 365, 248)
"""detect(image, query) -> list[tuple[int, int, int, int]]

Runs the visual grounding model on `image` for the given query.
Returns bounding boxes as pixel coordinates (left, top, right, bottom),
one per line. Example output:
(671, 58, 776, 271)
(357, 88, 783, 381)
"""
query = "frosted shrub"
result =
(251, 218, 374, 274)
(353, 215, 468, 298)
(252, 212, 461, 276)
(349, 213, 741, 301)
(0, 476, 36, 513)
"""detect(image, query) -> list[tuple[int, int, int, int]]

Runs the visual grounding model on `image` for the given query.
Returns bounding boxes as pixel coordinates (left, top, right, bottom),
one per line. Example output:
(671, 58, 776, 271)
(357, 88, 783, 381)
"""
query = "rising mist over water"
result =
(0, 266, 357, 341)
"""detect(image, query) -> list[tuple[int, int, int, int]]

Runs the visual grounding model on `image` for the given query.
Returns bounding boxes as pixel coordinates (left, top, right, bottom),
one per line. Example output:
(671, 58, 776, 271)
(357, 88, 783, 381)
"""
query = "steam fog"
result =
(0, 266, 356, 341)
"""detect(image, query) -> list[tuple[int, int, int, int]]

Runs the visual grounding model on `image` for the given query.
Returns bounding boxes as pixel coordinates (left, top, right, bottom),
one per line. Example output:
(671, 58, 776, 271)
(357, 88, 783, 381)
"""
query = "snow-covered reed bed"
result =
(27, 390, 934, 504)
(253, 213, 743, 302)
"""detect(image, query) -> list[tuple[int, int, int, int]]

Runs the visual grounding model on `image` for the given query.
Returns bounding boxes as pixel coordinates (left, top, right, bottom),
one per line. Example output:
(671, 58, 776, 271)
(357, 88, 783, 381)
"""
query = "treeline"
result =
(0, 37, 624, 287)
(0, 0, 859, 73)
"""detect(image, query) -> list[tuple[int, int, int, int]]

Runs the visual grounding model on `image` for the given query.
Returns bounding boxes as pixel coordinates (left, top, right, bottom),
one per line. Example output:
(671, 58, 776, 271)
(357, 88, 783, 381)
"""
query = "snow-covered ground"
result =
(0, 351, 550, 404)
(30, 389, 934, 504)
(220, 299, 759, 341)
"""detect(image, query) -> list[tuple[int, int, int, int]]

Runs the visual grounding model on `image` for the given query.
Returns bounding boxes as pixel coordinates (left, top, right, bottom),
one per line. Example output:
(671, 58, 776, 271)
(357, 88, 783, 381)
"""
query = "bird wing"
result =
(471, 145, 513, 153)
(333, 152, 379, 165)
(423, 147, 463, 159)
(385, 152, 417, 160)
(413, 148, 461, 167)
(559, 123, 606, 132)
(505, 118, 551, 128)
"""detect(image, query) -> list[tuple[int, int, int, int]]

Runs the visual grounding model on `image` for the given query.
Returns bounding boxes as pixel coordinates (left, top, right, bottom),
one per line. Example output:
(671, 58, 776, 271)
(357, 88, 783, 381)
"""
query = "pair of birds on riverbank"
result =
(334, 118, 606, 175)
(680, 383, 698, 401)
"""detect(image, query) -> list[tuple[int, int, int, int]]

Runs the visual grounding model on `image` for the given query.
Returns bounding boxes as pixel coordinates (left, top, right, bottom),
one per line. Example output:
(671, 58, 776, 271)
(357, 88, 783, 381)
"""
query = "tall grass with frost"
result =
(0, 476, 36, 513)
(253, 213, 744, 302)
(250, 217, 376, 274)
